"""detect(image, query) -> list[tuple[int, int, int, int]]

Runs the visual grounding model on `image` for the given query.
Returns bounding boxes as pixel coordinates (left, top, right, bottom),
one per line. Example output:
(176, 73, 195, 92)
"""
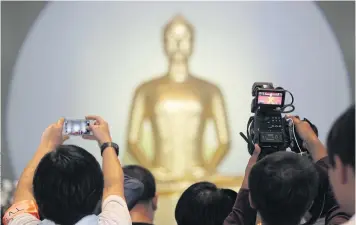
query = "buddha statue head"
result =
(163, 15, 194, 62)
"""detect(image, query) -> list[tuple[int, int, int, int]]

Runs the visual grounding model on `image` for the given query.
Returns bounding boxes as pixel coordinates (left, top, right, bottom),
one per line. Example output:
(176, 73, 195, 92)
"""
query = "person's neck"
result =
(168, 60, 189, 82)
(130, 205, 154, 225)
(348, 180, 355, 215)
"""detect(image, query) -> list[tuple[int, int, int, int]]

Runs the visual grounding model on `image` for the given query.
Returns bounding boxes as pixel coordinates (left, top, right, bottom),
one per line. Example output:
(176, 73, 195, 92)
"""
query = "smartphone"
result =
(63, 119, 92, 136)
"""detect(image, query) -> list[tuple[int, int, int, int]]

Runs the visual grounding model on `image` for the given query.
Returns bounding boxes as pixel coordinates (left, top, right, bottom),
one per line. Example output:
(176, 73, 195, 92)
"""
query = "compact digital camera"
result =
(242, 82, 318, 159)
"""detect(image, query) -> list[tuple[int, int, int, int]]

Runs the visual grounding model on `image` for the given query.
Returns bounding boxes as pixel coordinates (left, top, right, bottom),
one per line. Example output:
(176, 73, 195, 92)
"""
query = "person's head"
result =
(175, 181, 237, 225)
(163, 15, 194, 62)
(33, 145, 103, 225)
(249, 151, 319, 225)
(123, 165, 157, 221)
(327, 105, 355, 214)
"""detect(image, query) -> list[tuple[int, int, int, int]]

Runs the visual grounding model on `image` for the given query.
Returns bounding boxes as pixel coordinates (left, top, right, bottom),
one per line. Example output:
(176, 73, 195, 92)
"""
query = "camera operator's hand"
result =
(287, 115, 327, 162)
(287, 116, 318, 144)
(40, 118, 69, 150)
(83, 115, 112, 145)
(242, 144, 261, 189)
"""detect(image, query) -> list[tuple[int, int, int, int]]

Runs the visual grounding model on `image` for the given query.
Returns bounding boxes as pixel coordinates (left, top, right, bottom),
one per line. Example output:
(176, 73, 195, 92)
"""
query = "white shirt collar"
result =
(343, 214, 355, 225)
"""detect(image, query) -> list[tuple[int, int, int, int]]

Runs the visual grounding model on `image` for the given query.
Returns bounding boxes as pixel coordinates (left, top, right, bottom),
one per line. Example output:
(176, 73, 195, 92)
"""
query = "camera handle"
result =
(240, 132, 270, 160)
(239, 132, 254, 155)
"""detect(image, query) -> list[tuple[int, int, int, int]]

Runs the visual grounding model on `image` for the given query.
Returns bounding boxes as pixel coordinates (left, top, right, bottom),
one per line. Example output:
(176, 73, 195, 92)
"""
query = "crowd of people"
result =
(1, 105, 354, 225)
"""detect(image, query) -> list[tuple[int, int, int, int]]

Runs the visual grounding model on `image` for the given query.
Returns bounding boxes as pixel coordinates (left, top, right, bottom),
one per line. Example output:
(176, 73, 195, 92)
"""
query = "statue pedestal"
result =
(154, 175, 244, 225)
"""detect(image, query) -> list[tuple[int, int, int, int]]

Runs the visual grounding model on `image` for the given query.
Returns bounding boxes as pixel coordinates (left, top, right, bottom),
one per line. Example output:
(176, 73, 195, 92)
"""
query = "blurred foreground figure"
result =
(327, 105, 355, 225)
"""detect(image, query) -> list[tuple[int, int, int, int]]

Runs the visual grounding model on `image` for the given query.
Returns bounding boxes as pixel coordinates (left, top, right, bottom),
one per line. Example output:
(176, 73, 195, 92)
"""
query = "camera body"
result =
(247, 82, 317, 158)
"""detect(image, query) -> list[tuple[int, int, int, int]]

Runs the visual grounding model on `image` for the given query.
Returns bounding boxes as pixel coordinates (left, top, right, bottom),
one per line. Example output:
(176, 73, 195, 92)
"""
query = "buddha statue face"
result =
(163, 16, 194, 61)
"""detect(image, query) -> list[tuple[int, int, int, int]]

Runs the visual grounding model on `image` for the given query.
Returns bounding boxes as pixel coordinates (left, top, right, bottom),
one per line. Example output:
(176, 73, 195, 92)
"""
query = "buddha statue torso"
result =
(135, 76, 222, 180)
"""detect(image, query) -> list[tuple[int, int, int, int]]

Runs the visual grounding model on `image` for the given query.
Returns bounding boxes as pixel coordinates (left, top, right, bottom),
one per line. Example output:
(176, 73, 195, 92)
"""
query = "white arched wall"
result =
(7, 1, 350, 178)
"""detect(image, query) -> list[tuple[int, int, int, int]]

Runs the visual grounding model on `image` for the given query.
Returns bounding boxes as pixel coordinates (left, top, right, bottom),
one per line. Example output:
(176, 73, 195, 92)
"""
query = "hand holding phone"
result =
(42, 118, 69, 149)
(82, 115, 112, 145)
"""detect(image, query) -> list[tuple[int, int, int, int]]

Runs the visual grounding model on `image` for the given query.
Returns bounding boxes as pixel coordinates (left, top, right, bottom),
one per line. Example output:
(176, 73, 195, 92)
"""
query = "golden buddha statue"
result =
(125, 15, 242, 195)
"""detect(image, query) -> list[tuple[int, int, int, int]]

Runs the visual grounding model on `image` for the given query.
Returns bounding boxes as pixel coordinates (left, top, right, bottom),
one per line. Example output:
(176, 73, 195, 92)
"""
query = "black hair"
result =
(33, 145, 103, 225)
(327, 105, 355, 169)
(249, 151, 319, 225)
(175, 181, 237, 225)
(123, 165, 156, 202)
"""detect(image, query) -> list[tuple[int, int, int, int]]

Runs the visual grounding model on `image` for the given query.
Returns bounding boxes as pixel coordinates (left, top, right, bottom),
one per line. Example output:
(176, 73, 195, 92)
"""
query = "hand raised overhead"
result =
(41, 118, 69, 149)
(82, 115, 112, 145)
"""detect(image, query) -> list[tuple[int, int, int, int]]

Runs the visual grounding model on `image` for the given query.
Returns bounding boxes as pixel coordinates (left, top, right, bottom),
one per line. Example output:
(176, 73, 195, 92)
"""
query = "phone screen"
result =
(64, 120, 91, 136)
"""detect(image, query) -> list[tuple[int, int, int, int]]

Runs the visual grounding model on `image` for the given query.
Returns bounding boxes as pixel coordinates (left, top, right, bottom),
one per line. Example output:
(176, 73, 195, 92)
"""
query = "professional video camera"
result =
(240, 82, 318, 160)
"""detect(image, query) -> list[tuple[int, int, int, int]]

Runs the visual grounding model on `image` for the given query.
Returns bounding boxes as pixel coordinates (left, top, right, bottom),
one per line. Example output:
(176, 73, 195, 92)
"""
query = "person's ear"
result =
(249, 193, 256, 209)
(152, 194, 158, 211)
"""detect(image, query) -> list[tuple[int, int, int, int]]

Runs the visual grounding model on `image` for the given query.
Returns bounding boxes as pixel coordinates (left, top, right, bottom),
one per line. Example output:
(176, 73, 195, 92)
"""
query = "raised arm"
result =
(4, 119, 68, 225)
(83, 116, 132, 225)
(208, 88, 231, 172)
(288, 116, 350, 225)
(83, 115, 124, 201)
(224, 145, 260, 225)
(14, 118, 68, 203)
(288, 116, 327, 162)
(127, 87, 152, 168)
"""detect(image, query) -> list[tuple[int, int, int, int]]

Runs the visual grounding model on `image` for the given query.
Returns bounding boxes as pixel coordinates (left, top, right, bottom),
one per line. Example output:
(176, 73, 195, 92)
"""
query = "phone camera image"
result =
(64, 120, 91, 136)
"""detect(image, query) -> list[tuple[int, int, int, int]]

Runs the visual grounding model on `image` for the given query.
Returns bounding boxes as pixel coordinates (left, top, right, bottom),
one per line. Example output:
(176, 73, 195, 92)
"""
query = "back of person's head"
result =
(33, 145, 103, 225)
(327, 105, 355, 170)
(327, 105, 355, 214)
(123, 165, 156, 208)
(175, 181, 237, 225)
(249, 151, 318, 225)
